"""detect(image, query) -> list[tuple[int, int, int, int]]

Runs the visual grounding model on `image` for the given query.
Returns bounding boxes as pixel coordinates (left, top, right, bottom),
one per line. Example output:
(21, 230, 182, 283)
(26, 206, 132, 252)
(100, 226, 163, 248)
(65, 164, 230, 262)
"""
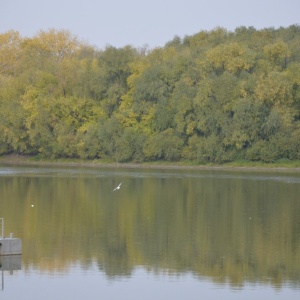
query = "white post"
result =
(0, 218, 3, 238)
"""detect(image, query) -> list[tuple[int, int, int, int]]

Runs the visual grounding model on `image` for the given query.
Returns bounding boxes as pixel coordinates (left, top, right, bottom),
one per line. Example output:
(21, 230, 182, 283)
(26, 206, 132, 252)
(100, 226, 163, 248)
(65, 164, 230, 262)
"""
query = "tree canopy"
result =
(1, 25, 300, 163)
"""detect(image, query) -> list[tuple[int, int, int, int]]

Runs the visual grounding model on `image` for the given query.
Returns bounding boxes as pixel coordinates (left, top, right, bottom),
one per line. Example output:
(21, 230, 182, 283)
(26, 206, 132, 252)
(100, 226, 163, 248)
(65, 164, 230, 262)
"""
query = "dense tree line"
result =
(1, 25, 300, 163)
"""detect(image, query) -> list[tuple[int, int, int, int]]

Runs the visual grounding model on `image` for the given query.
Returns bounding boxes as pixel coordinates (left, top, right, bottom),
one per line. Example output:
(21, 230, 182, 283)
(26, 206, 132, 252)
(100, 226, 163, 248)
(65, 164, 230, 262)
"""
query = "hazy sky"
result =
(1, 0, 299, 49)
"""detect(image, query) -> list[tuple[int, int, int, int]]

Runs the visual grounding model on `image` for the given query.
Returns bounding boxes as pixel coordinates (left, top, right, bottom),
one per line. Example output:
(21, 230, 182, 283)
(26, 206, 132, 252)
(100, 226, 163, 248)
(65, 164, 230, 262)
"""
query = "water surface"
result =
(0, 165, 300, 299)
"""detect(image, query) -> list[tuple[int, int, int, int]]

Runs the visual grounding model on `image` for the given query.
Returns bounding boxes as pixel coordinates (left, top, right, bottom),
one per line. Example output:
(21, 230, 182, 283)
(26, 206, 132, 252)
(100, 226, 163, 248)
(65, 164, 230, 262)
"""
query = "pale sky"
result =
(1, 0, 299, 49)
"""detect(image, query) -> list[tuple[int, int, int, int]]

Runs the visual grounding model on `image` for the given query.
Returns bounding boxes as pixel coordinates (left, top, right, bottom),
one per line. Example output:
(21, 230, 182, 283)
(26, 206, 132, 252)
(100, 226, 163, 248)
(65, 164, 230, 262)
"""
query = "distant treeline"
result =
(1, 25, 300, 163)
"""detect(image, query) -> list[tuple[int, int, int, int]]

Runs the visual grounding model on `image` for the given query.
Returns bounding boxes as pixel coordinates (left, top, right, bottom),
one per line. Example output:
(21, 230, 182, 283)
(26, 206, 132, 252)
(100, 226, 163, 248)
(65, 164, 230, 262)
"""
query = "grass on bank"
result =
(1, 154, 300, 169)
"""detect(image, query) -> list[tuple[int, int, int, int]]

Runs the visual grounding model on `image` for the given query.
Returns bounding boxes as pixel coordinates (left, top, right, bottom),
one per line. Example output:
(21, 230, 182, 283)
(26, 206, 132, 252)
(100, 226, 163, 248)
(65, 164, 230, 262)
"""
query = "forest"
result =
(1, 25, 300, 163)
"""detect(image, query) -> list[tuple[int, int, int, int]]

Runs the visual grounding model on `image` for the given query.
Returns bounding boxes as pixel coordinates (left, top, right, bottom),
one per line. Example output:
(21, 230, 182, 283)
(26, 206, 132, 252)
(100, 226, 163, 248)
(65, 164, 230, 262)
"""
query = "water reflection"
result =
(0, 165, 300, 293)
(0, 256, 21, 290)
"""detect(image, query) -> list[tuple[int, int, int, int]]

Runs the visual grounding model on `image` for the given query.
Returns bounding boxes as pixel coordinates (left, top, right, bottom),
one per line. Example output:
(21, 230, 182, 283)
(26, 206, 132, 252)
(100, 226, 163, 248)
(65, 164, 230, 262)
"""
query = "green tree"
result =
(143, 129, 183, 161)
(204, 43, 255, 75)
(96, 46, 138, 115)
(263, 40, 291, 69)
(0, 31, 21, 76)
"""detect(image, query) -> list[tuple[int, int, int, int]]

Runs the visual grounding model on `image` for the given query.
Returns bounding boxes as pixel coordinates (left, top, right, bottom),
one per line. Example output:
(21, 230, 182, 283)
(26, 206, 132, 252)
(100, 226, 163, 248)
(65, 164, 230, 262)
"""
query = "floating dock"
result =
(0, 238, 22, 256)
(0, 218, 22, 256)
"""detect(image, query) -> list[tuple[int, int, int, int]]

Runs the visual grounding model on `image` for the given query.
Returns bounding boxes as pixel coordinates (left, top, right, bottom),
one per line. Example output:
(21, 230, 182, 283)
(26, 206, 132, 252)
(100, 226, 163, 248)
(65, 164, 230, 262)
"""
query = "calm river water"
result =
(0, 164, 300, 299)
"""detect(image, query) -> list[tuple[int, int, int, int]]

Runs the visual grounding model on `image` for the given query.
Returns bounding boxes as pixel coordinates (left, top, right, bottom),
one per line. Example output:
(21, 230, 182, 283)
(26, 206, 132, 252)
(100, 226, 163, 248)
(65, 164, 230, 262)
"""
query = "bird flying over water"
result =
(112, 182, 122, 192)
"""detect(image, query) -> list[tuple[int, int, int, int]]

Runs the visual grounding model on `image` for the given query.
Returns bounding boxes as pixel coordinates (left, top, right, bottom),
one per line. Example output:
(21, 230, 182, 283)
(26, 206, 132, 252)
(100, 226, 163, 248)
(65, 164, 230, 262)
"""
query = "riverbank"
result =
(1, 154, 300, 172)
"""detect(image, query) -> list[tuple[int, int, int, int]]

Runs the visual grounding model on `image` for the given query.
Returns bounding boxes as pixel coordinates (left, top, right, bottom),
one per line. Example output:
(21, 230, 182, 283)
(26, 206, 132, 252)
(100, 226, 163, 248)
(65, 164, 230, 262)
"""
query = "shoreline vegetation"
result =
(1, 154, 300, 172)
(1, 26, 300, 165)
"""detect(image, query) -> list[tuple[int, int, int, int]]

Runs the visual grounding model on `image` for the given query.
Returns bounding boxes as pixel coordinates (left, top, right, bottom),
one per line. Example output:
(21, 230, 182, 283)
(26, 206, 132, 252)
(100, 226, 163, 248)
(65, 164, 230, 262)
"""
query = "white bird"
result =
(112, 182, 122, 192)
